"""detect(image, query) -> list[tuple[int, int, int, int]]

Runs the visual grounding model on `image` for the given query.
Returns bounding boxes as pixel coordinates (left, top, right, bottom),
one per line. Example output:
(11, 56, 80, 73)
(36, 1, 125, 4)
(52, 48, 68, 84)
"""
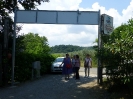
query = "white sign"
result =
(101, 14, 113, 35)
(16, 10, 100, 25)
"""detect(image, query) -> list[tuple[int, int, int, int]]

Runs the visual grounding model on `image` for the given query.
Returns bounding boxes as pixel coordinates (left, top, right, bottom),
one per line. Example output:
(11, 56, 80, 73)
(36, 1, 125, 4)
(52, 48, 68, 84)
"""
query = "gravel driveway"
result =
(0, 68, 107, 99)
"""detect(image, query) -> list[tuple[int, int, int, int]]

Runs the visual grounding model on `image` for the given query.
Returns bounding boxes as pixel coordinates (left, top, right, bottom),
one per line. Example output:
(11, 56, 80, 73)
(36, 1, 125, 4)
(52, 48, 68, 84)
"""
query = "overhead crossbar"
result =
(16, 10, 100, 25)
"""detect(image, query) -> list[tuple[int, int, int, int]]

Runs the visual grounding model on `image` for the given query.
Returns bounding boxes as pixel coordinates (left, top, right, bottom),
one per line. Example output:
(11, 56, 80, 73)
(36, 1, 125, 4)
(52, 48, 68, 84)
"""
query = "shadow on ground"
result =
(0, 73, 108, 99)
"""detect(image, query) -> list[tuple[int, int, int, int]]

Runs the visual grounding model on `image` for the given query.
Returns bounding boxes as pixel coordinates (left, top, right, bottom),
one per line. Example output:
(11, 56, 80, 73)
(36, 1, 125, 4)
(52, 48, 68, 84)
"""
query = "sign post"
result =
(98, 14, 113, 84)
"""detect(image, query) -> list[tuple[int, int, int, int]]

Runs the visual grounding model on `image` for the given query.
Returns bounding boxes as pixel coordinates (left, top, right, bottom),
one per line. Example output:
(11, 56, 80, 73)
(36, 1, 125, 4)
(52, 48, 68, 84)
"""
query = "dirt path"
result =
(0, 71, 107, 99)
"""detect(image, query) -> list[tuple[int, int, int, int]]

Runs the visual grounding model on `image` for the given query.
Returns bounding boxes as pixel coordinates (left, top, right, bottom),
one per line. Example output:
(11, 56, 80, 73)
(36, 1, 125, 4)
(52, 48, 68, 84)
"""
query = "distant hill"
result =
(50, 45, 94, 53)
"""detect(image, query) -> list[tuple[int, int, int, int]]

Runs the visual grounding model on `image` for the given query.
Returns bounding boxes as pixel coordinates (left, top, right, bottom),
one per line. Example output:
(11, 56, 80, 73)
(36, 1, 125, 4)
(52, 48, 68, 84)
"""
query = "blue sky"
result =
(80, 0, 131, 15)
(19, 0, 133, 47)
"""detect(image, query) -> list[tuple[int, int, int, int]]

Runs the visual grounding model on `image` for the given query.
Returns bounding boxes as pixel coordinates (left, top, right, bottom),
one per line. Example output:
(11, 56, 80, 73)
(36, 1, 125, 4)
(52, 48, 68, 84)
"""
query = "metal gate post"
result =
(11, 8, 17, 86)
(97, 10, 103, 84)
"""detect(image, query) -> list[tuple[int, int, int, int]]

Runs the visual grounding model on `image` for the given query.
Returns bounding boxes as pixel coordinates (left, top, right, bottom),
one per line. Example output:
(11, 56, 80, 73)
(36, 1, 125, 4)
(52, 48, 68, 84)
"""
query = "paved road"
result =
(80, 67, 98, 76)
(0, 68, 107, 99)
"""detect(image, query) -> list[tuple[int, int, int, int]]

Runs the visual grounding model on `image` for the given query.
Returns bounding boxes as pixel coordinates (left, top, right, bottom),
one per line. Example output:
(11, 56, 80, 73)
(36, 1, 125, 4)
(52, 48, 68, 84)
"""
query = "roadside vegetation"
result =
(51, 48, 97, 67)
(99, 18, 133, 99)
(14, 33, 55, 82)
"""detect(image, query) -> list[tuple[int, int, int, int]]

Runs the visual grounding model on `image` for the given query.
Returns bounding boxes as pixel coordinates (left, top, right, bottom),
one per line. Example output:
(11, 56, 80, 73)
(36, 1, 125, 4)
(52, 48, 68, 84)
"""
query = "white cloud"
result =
(38, 0, 82, 10)
(122, 0, 133, 23)
(19, 0, 133, 47)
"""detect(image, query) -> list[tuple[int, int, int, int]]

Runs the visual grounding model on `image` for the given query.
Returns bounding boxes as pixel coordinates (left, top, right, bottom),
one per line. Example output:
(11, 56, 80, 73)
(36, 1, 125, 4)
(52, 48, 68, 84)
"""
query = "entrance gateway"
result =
(12, 9, 113, 85)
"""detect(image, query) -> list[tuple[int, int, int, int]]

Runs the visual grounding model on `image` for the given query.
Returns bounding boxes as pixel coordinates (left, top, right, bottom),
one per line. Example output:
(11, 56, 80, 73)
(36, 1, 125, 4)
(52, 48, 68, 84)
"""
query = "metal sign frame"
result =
(16, 10, 100, 25)
(12, 9, 102, 85)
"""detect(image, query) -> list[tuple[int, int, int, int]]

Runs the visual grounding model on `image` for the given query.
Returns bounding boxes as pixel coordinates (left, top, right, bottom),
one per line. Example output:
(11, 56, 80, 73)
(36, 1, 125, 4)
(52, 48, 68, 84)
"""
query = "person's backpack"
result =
(84, 60, 89, 67)
(84, 58, 91, 67)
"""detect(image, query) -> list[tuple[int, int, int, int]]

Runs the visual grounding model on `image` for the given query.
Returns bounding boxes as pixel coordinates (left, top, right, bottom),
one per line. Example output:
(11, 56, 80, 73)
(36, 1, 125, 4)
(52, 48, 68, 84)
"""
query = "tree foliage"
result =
(0, 0, 50, 42)
(18, 33, 50, 55)
(100, 18, 133, 91)
(0, 0, 49, 13)
(50, 45, 94, 53)
(13, 33, 54, 82)
(0, 0, 52, 81)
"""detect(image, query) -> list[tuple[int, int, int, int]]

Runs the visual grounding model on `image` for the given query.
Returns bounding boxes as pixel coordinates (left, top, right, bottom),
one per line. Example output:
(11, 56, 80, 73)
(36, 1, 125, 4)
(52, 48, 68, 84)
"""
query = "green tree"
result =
(14, 33, 54, 82)
(0, 0, 50, 85)
(50, 45, 93, 53)
(0, 0, 50, 44)
(0, 0, 49, 13)
(101, 18, 133, 91)
(22, 33, 50, 55)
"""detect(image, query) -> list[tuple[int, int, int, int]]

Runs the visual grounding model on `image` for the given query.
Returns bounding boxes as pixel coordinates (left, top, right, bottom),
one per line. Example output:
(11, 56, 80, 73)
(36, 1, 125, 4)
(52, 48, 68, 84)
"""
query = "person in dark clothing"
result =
(75, 55, 80, 80)
(71, 55, 76, 78)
